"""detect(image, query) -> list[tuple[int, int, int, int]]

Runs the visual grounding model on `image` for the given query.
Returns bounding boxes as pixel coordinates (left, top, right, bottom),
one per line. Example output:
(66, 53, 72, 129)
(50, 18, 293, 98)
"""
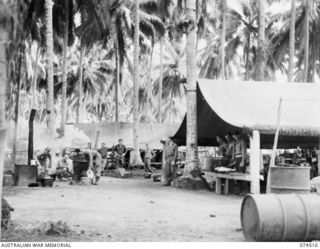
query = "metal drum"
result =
(14, 164, 37, 186)
(241, 194, 320, 241)
(270, 166, 311, 194)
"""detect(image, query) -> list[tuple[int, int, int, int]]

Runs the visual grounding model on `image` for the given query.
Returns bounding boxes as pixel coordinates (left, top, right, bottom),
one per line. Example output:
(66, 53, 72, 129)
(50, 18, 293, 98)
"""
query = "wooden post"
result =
(250, 130, 260, 194)
(267, 98, 282, 193)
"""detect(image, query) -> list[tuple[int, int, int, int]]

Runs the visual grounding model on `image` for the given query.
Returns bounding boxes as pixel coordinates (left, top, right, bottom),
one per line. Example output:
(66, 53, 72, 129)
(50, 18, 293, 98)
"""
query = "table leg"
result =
(224, 179, 229, 195)
(216, 178, 221, 194)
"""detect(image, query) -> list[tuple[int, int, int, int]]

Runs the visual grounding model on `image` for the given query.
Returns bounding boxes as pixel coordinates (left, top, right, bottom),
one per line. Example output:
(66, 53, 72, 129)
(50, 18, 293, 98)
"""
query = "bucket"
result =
(14, 165, 37, 186)
(241, 194, 320, 241)
(269, 166, 311, 194)
(80, 177, 93, 185)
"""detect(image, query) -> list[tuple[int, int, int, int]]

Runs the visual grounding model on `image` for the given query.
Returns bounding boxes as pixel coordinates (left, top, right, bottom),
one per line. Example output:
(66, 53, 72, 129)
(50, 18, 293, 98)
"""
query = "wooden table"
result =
(203, 171, 252, 194)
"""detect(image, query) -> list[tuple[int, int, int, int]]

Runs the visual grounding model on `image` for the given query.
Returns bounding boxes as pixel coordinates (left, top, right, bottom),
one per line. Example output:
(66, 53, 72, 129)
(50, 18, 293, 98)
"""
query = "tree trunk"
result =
(12, 50, 22, 166)
(61, 0, 69, 136)
(169, 89, 174, 124)
(76, 47, 83, 123)
(221, 0, 226, 80)
(31, 46, 40, 109)
(146, 45, 153, 123)
(0, 10, 10, 239)
(131, 0, 143, 167)
(45, 0, 55, 136)
(303, 0, 309, 82)
(158, 37, 163, 123)
(184, 0, 199, 174)
(288, 0, 296, 82)
(245, 27, 251, 80)
(254, 0, 266, 81)
(115, 41, 119, 122)
(0, 25, 8, 129)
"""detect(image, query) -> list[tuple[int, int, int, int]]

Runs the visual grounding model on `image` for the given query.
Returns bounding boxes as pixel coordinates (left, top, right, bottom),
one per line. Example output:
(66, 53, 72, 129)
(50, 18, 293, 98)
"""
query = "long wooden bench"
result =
(203, 171, 253, 194)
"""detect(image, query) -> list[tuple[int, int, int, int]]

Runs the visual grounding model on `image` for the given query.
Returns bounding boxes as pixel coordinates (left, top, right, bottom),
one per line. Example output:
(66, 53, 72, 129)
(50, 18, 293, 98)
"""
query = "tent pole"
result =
(266, 98, 283, 194)
(250, 130, 260, 194)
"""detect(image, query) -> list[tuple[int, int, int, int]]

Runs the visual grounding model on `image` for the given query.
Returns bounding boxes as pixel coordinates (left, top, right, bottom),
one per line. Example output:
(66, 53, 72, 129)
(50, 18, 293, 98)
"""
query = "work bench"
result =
(203, 171, 253, 194)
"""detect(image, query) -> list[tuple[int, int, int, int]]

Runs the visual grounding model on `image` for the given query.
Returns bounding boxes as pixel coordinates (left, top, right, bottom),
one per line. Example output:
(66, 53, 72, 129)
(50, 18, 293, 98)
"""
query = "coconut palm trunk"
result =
(61, 0, 69, 136)
(146, 45, 153, 122)
(303, 0, 309, 82)
(158, 37, 163, 123)
(184, 0, 199, 174)
(221, 0, 226, 80)
(115, 41, 119, 122)
(45, 0, 55, 137)
(77, 46, 83, 123)
(254, 0, 266, 81)
(131, 0, 142, 167)
(0, 1, 10, 238)
(31, 46, 40, 109)
(12, 50, 22, 166)
(288, 0, 296, 82)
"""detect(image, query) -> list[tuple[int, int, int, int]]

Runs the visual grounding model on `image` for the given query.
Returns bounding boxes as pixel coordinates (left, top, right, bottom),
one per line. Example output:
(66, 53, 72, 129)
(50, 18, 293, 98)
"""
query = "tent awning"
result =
(173, 80, 320, 148)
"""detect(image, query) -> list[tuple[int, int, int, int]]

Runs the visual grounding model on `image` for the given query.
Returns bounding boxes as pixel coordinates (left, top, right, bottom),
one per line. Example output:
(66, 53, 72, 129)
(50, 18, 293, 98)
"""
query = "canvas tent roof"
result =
(173, 79, 320, 148)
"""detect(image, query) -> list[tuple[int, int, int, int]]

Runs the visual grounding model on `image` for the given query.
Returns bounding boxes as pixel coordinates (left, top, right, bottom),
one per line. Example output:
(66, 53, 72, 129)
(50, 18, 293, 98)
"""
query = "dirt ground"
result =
(2, 173, 246, 242)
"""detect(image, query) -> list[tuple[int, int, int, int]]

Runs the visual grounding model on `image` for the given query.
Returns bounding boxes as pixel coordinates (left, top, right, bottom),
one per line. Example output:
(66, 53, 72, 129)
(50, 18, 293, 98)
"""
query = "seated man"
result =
(56, 155, 73, 181)
(36, 147, 52, 180)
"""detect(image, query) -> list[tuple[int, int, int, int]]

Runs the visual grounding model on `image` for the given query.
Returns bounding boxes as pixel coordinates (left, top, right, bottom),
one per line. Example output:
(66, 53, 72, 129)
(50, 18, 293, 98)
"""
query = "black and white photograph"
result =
(0, 0, 320, 246)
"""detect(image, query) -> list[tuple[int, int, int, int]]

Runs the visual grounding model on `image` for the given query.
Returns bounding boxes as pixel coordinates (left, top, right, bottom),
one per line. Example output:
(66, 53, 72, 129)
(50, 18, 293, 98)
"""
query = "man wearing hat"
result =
(114, 139, 127, 168)
(163, 137, 178, 186)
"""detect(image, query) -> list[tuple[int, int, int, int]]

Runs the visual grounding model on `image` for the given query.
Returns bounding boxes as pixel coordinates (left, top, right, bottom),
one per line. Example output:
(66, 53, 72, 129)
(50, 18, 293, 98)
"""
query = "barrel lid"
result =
(241, 194, 260, 241)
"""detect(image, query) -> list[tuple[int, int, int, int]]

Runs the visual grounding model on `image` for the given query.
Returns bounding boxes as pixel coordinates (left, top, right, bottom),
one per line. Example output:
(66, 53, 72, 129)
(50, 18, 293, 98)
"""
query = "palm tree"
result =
(76, 46, 83, 123)
(152, 40, 187, 123)
(185, 0, 199, 174)
(303, 0, 309, 82)
(221, 0, 226, 79)
(0, 0, 15, 238)
(131, 0, 142, 166)
(271, 1, 319, 82)
(60, 0, 70, 136)
(254, 0, 266, 81)
(288, 0, 296, 82)
(45, 0, 54, 137)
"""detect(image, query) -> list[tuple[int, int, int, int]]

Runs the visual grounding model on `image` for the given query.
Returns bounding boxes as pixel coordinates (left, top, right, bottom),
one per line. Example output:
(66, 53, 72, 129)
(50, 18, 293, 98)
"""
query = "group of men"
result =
(35, 135, 180, 187)
(216, 131, 248, 173)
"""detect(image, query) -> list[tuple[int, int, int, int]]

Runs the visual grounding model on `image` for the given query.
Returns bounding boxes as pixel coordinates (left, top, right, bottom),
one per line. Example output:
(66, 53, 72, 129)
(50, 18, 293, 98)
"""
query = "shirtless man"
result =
(81, 149, 102, 185)
(231, 131, 248, 173)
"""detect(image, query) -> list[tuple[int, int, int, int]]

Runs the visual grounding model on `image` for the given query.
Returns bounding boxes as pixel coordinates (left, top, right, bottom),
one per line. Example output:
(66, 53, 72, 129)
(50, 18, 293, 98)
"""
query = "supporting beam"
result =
(250, 130, 260, 194)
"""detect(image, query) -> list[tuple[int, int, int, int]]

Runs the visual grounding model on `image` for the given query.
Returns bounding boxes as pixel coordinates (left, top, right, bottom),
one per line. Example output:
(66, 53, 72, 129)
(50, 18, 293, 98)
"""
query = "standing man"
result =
(81, 149, 102, 185)
(163, 137, 178, 186)
(144, 143, 155, 173)
(231, 131, 248, 173)
(114, 139, 127, 168)
(98, 143, 109, 170)
(225, 133, 235, 167)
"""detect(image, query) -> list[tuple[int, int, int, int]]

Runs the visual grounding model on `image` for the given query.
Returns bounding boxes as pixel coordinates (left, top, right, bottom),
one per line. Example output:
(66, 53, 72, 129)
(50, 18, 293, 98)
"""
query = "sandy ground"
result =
(2, 174, 246, 242)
